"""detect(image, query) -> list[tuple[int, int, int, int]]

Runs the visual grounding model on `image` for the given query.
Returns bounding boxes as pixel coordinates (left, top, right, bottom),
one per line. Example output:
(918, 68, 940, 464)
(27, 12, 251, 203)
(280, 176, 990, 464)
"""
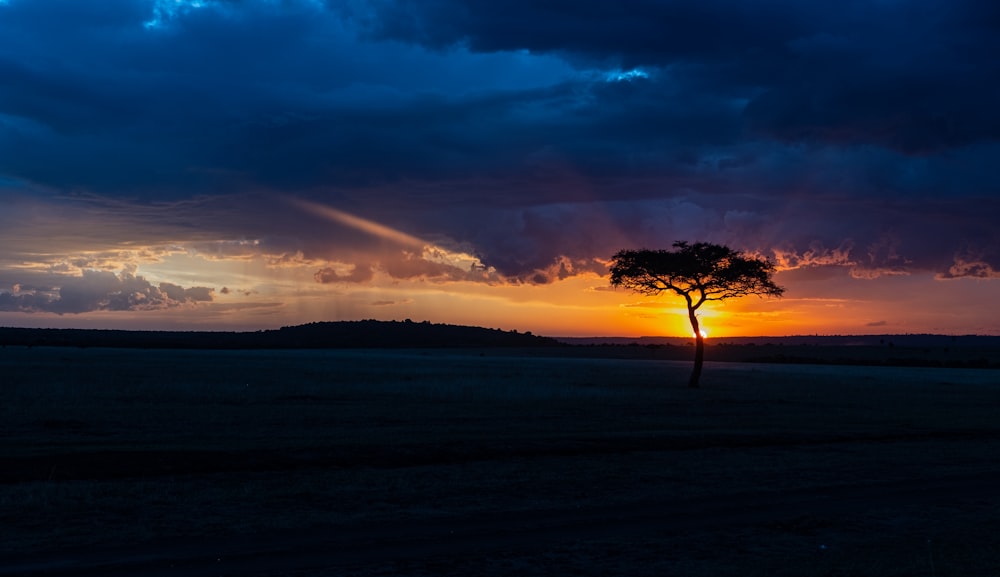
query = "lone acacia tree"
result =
(610, 241, 784, 387)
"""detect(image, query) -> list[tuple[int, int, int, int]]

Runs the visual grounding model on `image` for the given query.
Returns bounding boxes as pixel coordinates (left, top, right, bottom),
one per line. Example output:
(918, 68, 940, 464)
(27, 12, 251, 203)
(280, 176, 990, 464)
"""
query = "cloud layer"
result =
(0, 0, 997, 332)
(0, 270, 213, 314)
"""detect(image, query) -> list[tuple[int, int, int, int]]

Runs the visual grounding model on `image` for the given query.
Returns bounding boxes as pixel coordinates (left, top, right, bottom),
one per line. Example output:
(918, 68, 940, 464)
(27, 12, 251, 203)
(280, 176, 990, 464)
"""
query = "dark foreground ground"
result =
(2, 347, 999, 576)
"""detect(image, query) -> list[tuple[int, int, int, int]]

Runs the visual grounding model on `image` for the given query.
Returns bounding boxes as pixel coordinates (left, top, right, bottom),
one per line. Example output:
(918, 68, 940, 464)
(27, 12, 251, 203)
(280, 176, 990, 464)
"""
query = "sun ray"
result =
(288, 198, 425, 248)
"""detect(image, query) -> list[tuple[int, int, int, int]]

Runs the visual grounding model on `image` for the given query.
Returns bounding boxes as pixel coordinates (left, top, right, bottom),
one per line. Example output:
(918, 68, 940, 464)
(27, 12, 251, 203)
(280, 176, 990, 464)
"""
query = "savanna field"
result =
(2, 346, 1000, 576)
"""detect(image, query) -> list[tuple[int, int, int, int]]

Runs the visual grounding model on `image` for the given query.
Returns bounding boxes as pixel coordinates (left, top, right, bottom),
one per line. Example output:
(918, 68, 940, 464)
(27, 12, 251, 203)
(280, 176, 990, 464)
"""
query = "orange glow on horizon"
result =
(3, 225, 996, 337)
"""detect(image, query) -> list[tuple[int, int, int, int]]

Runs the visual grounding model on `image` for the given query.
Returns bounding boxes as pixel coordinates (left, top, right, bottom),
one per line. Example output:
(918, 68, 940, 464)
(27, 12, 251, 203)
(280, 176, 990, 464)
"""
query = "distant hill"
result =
(0, 320, 562, 350)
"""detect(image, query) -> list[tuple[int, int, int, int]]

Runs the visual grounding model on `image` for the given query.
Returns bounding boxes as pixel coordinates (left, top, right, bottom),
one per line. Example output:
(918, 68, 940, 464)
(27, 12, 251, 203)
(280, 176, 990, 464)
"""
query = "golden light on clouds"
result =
(1, 196, 996, 337)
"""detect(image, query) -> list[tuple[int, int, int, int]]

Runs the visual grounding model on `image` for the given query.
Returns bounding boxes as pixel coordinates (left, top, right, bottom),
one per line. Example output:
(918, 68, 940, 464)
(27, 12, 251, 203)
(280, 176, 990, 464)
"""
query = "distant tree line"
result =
(0, 320, 563, 350)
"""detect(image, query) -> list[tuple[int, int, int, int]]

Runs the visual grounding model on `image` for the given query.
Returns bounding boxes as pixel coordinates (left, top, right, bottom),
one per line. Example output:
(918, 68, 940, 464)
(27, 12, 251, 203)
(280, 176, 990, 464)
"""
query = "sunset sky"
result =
(1, 0, 998, 337)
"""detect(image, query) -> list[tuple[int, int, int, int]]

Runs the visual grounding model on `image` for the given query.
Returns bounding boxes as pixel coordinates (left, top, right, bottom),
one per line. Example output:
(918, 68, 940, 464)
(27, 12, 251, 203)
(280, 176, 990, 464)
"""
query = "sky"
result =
(1, 0, 998, 337)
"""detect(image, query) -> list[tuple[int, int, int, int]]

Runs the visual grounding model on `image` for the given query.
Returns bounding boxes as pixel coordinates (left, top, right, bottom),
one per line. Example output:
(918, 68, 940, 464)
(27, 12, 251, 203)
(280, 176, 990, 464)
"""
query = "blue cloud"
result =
(0, 0, 998, 281)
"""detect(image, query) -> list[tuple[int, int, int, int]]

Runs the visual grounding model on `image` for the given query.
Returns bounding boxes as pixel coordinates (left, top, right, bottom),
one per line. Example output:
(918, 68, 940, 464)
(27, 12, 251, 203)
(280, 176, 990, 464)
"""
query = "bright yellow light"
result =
(693, 328, 708, 339)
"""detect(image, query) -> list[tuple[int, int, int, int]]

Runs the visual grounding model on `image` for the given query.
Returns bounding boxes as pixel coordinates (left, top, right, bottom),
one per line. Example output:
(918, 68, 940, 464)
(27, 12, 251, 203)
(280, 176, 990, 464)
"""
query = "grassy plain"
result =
(1, 346, 999, 575)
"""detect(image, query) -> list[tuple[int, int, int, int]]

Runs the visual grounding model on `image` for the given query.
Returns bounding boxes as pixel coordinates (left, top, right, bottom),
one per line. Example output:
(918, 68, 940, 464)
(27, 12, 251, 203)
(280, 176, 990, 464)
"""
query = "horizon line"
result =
(2, 323, 997, 340)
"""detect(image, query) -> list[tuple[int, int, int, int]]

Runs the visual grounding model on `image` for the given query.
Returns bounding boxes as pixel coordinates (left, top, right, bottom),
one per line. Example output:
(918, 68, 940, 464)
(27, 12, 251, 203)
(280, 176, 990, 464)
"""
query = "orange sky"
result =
(190, 199, 999, 336)
(1, 196, 997, 337)
(2, 240, 996, 337)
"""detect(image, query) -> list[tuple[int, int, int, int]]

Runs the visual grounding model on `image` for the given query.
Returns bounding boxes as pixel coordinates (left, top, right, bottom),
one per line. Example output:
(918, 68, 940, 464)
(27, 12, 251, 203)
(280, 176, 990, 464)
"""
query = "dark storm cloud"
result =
(356, 0, 831, 67)
(743, 26, 1000, 154)
(0, 0, 348, 192)
(361, 0, 1000, 154)
(1, 0, 998, 284)
(1, 0, 590, 193)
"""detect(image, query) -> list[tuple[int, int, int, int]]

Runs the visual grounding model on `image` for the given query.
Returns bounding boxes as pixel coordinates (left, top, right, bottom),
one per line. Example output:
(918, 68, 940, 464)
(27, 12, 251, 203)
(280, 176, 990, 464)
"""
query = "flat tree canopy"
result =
(610, 241, 784, 387)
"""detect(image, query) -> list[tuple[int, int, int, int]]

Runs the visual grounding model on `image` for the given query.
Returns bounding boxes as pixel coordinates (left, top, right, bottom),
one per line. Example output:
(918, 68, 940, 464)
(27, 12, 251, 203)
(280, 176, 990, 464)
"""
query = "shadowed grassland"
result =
(1, 347, 999, 575)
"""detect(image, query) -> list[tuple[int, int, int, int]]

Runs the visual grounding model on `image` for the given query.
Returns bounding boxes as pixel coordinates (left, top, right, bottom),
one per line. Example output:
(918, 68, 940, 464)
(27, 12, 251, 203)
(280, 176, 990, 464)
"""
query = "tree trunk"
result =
(688, 308, 703, 388)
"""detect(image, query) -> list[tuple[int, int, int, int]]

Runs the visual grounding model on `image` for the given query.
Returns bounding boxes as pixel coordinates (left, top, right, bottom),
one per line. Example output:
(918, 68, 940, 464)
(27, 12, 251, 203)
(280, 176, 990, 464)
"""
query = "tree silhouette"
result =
(610, 241, 784, 387)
